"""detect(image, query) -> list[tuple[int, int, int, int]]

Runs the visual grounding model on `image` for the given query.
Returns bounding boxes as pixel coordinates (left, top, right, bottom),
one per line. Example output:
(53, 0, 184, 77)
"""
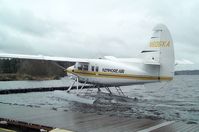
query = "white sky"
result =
(0, 0, 198, 70)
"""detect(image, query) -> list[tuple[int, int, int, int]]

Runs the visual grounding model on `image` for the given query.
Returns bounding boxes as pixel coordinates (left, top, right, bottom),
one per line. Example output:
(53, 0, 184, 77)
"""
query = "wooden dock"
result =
(0, 103, 199, 132)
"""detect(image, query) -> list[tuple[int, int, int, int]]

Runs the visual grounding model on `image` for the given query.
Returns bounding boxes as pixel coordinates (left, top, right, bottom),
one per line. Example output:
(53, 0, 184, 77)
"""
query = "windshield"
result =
(77, 63, 88, 71)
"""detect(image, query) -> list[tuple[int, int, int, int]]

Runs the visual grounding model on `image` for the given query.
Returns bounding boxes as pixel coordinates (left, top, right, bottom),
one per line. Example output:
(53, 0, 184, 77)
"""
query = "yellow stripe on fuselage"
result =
(67, 70, 173, 81)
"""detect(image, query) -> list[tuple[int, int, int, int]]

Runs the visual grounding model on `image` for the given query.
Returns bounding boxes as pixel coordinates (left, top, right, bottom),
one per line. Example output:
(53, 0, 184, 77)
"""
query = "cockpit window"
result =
(77, 64, 83, 70)
(77, 63, 88, 71)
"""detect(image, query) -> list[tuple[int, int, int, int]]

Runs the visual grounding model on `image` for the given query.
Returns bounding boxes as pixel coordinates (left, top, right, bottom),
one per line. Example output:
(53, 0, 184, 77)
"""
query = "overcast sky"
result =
(0, 0, 198, 70)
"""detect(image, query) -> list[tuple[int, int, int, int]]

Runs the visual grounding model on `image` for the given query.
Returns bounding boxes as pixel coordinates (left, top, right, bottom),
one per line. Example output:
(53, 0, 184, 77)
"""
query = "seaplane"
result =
(0, 24, 175, 104)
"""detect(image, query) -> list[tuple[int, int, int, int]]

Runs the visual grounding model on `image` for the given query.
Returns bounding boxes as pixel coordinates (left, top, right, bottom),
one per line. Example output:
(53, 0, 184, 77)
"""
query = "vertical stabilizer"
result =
(142, 24, 175, 80)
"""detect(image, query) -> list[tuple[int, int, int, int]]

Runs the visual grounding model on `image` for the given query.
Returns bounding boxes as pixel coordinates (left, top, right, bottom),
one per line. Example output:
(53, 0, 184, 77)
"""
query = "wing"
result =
(104, 56, 160, 65)
(105, 56, 192, 66)
(104, 56, 142, 63)
(0, 53, 89, 63)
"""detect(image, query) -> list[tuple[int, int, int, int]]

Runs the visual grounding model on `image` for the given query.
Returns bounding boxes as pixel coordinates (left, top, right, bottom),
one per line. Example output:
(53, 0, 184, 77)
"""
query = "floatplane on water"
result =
(0, 24, 175, 104)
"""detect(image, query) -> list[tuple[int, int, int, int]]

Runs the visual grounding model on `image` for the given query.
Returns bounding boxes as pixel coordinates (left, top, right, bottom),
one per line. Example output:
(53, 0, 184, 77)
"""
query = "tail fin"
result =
(142, 24, 175, 80)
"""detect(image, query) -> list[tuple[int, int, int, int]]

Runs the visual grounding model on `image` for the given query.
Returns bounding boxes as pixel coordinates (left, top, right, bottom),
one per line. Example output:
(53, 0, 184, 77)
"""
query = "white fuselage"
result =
(66, 59, 172, 86)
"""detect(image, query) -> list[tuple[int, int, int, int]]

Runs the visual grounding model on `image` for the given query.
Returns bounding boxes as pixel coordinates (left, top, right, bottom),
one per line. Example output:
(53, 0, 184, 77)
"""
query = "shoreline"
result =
(0, 74, 61, 81)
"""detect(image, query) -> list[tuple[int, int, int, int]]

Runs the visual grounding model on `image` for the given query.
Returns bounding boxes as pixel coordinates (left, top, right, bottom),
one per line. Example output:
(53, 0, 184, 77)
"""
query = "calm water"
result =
(0, 75, 199, 123)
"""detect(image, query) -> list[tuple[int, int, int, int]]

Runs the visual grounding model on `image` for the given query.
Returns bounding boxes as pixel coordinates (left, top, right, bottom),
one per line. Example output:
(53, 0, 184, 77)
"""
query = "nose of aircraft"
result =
(65, 66, 77, 80)
(65, 66, 74, 73)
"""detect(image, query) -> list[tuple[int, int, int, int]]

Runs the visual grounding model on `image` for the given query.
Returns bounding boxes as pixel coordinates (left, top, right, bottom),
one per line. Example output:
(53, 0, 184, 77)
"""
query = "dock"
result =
(0, 85, 92, 94)
(0, 103, 199, 132)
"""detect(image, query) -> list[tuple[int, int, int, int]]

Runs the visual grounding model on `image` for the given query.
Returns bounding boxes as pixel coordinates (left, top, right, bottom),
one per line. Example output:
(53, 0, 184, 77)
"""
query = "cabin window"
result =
(83, 65, 88, 71)
(91, 66, 94, 71)
(96, 66, 99, 72)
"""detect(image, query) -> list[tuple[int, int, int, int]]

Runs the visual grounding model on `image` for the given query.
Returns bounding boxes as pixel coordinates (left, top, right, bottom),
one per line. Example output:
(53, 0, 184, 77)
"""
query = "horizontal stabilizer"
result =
(175, 59, 194, 65)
